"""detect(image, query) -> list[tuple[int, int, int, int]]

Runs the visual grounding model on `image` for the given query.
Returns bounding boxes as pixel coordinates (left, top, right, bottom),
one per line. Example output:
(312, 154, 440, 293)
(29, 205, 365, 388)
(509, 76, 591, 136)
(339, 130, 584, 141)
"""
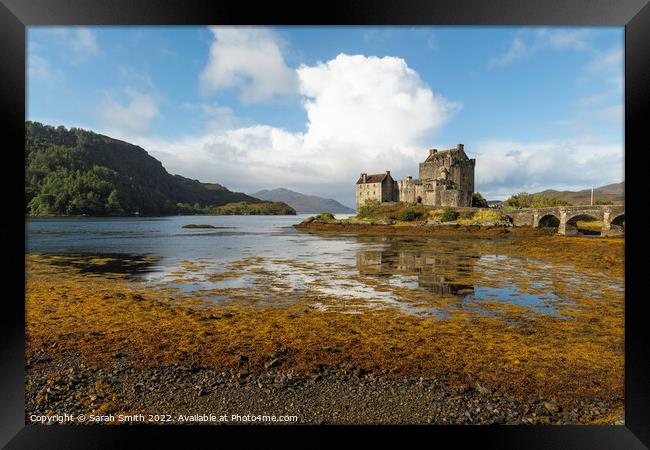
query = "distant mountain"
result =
(251, 188, 355, 214)
(25, 121, 261, 215)
(536, 182, 624, 205)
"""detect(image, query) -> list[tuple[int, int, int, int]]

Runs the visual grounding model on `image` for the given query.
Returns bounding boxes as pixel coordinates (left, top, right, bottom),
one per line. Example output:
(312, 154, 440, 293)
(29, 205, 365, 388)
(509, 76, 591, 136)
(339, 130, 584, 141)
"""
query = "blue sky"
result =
(27, 26, 624, 206)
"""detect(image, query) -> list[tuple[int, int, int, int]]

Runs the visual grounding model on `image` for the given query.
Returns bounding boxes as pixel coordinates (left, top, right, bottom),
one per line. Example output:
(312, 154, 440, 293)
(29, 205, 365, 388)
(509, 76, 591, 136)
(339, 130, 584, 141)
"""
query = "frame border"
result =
(2, 0, 648, 447)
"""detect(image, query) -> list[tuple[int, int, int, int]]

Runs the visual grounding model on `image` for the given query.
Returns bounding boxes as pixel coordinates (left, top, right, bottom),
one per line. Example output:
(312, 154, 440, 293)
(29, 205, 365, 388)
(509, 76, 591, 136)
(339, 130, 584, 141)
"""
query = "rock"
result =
(543, 401, 559, 413)
(475, 382, 493, 395)
(264, 359, 280, 369)
(182, 224, 217, 229)
(196, 386, 209, 396)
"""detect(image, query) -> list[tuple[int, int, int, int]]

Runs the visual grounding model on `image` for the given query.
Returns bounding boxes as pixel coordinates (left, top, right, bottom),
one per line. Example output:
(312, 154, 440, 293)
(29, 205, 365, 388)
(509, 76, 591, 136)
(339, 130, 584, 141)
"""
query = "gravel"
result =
(25, 351, 623, 425)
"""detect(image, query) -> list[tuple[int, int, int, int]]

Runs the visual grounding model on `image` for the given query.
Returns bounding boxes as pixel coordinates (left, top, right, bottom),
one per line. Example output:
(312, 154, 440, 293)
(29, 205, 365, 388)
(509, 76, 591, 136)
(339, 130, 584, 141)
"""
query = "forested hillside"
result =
(25, 122, 260, 215)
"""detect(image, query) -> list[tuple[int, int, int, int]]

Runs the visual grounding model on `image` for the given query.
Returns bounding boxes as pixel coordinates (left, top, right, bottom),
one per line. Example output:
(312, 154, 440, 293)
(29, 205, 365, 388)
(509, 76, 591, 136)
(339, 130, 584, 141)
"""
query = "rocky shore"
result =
(25, 234, 624, 426)
(26, 351, 622, 425)
(294, 219, 555, 238)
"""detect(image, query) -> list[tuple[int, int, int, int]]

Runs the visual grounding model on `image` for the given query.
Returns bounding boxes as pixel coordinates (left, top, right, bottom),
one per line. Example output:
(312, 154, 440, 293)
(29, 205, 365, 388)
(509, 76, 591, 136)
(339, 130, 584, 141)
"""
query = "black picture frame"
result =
(2, 0, 648, 447)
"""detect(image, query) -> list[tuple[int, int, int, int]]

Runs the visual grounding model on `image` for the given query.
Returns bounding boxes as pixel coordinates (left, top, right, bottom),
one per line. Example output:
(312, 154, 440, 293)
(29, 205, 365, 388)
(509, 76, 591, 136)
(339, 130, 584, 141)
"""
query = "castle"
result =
(355, 144, 475, 210)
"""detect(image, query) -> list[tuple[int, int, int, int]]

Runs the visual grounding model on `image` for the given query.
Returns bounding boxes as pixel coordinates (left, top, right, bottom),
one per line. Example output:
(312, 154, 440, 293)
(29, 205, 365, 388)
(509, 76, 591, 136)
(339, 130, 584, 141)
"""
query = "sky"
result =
(27, 26, 624, 207)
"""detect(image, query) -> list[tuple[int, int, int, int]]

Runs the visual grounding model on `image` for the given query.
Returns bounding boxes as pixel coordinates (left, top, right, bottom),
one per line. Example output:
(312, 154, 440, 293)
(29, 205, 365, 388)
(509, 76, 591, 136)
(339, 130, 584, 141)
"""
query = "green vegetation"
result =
(576, 217, 604, 233)
(471, 192, 489, 208)
(594, 199, 614, 205)
(314, 212, 337, 222)
(504, 192, 570, 210)
(440, 208, 460, 222)
(394, 207, 424, 221)
(209, 201, 295, 215)
(332, 202, 511, 226)
(357, 199, 382, 218)
(25, 121, 261, 216)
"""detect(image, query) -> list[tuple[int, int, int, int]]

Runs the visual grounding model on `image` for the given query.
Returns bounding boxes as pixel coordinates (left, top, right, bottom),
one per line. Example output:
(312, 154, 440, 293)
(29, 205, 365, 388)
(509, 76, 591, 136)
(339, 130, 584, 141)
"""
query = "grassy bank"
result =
(318, 201, 512, 226)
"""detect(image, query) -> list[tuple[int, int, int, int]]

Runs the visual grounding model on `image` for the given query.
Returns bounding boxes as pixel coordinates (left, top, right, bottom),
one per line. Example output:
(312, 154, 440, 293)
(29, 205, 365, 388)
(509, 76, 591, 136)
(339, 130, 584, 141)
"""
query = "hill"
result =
(251, 188, 355, 214)
(25, 121, 261, 216)
(536, 182, 624, 205)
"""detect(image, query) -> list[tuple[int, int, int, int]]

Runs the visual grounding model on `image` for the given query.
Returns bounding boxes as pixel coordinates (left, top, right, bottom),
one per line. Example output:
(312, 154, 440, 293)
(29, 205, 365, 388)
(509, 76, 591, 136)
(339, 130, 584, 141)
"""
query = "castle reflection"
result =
(355, 238, 477, 297)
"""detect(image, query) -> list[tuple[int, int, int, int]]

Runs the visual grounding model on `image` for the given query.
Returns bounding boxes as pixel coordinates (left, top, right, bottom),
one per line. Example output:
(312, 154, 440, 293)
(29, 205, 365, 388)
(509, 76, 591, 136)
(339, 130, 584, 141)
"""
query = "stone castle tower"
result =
(355, 144, 475, 210)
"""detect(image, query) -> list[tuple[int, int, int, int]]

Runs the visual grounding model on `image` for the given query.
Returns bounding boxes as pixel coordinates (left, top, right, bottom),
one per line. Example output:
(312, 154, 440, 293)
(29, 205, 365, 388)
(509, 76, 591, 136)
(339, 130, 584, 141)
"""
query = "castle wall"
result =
(419, 161, 439, 181)
(355, 182, 383, 210)
(396, 178, 419, 203)
(359, 145, 475, 209)
(381, 176, 395, 202)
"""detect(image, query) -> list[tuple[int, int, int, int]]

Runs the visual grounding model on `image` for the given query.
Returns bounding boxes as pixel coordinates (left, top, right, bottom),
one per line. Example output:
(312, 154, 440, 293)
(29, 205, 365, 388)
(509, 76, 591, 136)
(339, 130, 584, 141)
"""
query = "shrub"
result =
(395, 207, 424, 221)
(471, 192, 489, 208)
(357, 199, 381, 218)
(315, 212, 336, 222)
(440, 208, 459, 222)
(456, 209, 508, 225)
(504, 192, 570, 209)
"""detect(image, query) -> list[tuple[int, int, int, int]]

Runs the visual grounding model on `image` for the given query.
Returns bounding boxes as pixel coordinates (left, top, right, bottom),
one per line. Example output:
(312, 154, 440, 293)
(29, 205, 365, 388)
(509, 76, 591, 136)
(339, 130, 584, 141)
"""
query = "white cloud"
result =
(588, 47, 623, 72)
(199, 27, 298, 102)
(28, 55, 64, 82)
(124, 53, 458, 205)
(298, 54, 459, 151)
(97, 88, 159, 135)
(39, 27, 100, 59)
(540, 29, 593, 51)
(595, 105, 624, 121)
(70, 28, 99, 56)
(490, 28, 595, 68)
(489, 32, 529, 68)
(474, 138, 623, 199)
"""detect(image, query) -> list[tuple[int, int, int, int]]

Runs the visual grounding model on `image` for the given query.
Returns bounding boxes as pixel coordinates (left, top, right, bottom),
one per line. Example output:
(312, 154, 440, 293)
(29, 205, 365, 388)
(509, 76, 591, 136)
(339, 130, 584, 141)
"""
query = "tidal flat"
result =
(25, 223, 624, 425)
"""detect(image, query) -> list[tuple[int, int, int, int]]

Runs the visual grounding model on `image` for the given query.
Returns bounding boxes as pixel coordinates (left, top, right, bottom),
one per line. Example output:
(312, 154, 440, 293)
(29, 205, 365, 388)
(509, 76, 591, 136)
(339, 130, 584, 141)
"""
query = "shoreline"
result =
(26, 238, 625, 425)
(26, 353, 622, 425)
(25, 213, 300, 219)
(294, 221, 557, 238)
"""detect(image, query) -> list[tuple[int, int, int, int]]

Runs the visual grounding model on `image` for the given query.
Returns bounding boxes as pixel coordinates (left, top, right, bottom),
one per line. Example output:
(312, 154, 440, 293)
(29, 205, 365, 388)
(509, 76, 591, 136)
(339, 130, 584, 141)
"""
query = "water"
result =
(26, 215, 620, 318)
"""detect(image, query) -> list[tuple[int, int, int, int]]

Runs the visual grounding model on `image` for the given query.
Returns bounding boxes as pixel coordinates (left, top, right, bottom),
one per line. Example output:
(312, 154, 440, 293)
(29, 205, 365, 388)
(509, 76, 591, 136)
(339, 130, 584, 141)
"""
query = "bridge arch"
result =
(602, 213, 625, 236)
(611, 213, 625, 228)
(537, 214, 560, 228)
(565, 213, 602, 236)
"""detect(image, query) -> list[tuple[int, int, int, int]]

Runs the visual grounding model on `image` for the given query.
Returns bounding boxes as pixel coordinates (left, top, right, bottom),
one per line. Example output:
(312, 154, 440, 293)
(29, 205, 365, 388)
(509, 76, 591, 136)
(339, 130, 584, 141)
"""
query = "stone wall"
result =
(355, 182, 383, 210)
(382, 174, 395, 202)
(358, 144, 476, 209)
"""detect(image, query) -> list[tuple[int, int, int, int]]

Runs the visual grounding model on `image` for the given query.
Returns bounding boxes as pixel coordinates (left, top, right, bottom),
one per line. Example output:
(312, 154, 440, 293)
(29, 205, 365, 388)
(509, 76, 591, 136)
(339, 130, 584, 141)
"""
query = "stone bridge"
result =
(505, 205, 625, 236)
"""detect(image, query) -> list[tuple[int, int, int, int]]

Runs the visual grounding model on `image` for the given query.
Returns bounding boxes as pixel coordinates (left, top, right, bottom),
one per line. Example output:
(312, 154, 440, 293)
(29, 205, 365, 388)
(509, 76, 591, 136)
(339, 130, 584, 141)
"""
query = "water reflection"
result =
(356, 247, 476, 297)
(352, 236, 577, 317)
(26, 216, 623, 319)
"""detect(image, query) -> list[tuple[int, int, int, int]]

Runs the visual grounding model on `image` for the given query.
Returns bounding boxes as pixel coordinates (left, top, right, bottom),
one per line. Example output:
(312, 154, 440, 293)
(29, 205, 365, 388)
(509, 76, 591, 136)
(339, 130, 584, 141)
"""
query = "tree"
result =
(504, 192, 570, 209)
(107, 189, 123, 214)
(472, 192, 489, 208)
(25, 121, 262, 216)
